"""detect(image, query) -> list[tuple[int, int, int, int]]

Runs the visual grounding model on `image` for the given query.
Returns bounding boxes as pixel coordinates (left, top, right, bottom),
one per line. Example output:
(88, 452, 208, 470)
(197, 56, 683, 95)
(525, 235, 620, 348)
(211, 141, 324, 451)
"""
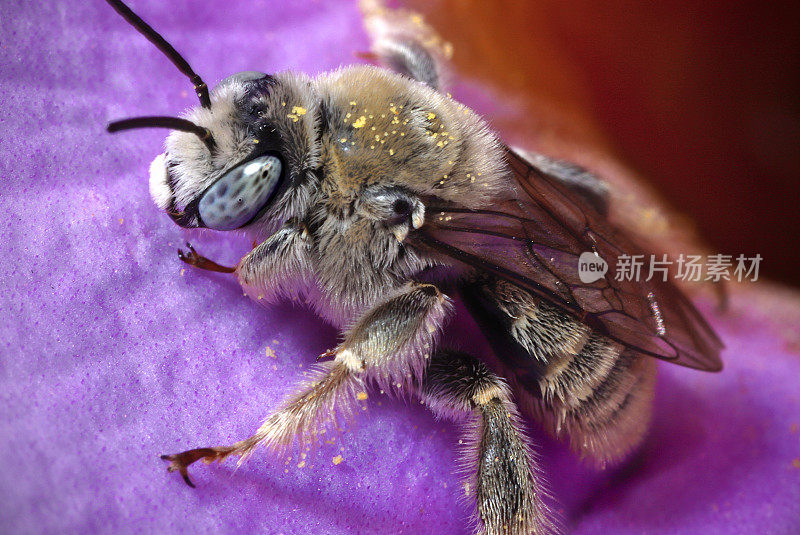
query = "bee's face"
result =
(149, 72, 320, 233)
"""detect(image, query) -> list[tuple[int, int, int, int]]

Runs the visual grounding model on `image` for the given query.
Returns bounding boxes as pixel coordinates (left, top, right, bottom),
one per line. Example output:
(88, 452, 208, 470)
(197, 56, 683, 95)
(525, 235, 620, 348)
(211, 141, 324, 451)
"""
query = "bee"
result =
(104, 0, 723, 533)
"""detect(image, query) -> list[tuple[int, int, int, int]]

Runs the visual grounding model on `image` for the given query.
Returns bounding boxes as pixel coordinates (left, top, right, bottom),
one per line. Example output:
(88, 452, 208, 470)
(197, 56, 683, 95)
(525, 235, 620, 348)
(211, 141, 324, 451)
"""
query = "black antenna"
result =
(105, 0, 211, 108)
(108, 116, 216, 152)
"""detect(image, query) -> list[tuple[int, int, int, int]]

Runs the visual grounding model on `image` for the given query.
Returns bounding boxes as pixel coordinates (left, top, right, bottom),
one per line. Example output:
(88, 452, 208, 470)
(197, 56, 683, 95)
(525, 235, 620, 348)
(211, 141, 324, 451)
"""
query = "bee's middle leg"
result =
(420, 351, 555, 535)
(161, 281, 452, 486)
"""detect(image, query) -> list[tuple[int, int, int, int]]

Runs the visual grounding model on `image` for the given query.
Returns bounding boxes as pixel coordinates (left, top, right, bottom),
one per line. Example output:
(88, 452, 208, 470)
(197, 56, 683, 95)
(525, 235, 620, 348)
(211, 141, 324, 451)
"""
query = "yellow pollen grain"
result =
(389, 149, 394, 155)
(286, 113, 299, 122)
(332, 455, 344, 465)
(180, 268, 185, 276)
(400, 132, 405, 136)
(349, 100, 357, 106)
(340, 138, 347, 143)
(375, 135, 381, 141)
(357, 391, 368, 400)
(291, 106, 307, 116)
(352, 116, 366, 128)
(370, 126, 376, 131)
(443, 42, 454, 58)
(297, 461, 306, 468)
(427, 112, 436, 120)
(265, 346, 276, 359)
(389, 106, 399, 114)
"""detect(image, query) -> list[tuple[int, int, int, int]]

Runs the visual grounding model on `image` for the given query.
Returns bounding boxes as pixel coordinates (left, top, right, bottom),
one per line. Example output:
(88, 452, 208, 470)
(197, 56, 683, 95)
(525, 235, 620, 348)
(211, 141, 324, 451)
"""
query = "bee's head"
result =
(147, 72, 318, 232)
(106, 0, 318, 233)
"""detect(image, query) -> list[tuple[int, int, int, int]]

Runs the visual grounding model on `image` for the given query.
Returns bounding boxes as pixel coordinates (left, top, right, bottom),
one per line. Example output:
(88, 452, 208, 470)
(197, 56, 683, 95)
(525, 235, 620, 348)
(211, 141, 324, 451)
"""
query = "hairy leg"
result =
(360, 0, 451, 90)
(421, 351, 554, 535)
(235, 219, 314, 302)
(162, 282, 451, 486)
(176, 219, 314, 300)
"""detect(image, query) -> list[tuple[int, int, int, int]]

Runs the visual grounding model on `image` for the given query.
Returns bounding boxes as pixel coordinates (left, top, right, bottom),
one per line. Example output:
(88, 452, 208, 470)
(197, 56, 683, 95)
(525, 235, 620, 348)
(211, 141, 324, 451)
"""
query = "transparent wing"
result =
(411, 147, 723, 371)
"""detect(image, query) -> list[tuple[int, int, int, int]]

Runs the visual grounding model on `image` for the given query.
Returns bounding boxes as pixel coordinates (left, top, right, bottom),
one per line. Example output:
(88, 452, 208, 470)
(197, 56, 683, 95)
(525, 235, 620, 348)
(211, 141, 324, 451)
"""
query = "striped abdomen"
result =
(462, 278, 657, 466)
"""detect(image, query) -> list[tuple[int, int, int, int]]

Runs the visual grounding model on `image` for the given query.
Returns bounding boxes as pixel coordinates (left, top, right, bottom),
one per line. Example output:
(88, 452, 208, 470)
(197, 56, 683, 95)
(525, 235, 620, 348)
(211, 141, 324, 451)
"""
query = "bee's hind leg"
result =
(420, 351, 555, 535)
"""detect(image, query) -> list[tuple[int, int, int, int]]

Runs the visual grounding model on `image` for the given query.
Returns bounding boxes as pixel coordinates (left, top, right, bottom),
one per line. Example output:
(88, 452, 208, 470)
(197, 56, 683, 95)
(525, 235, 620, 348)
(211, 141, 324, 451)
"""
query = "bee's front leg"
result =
(161, 282, 451, 487)
(175, 218, 313, 286)
(177, 243, 236, 273)
(235, 219, 314, 302)
(421, 351, 554, 535)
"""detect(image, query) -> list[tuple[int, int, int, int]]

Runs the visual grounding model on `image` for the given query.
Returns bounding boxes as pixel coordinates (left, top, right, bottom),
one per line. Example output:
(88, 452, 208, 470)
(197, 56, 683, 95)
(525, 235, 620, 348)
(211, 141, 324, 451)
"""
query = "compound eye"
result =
(198, 155, 282, 230)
